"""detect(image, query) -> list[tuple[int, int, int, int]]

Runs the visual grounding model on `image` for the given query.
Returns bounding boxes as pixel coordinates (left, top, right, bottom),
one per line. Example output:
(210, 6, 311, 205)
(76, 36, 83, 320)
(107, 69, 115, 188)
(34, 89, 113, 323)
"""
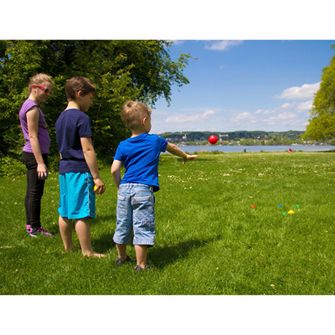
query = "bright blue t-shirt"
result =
(55, 108, 92, 173)
(114, 133, 168, 192)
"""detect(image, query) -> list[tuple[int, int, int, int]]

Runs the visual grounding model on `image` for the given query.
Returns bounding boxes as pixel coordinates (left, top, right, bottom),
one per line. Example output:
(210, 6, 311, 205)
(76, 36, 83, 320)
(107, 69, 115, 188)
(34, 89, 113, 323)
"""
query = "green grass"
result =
(1, 152, 335, 294)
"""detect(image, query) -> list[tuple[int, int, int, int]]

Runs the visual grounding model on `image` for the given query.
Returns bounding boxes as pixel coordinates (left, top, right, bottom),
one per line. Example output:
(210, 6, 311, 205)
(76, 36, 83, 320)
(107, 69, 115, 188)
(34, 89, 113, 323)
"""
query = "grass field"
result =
(1, 152, 335, 295)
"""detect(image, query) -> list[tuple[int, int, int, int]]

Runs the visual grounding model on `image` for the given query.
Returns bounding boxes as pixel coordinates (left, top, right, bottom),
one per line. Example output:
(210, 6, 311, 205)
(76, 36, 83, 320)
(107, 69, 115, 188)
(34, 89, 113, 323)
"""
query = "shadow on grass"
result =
(150, 235, 222, 269)
(94, 213, 116, 225)
(93, 231, 115, 253)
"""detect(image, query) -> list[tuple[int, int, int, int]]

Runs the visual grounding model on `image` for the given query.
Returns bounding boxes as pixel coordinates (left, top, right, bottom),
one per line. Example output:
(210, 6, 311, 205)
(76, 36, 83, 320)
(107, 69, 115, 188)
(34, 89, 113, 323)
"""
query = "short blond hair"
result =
(28, 73, 53, 91)
(121, 100, 151, 130)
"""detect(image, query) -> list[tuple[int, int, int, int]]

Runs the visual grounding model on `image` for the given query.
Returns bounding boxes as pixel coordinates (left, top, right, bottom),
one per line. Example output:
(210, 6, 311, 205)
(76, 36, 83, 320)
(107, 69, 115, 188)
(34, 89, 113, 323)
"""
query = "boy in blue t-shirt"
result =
(111, 100, 197, 271)
(55, 76, 106, 258)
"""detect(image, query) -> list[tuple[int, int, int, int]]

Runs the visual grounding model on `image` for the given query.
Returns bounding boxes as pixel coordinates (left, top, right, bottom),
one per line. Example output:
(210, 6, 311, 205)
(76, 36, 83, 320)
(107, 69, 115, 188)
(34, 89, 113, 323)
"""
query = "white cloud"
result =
(231, 112, 257, 124)
(235, 83, 316, 130)
(231, 110, 299, 127)
(254, 109, 276, 115)
(279, 82, 320, 100)
(231, 103, 308, 130)
(263, 112, 298, 125)
(296, 100, 313, 112)
(281, 103, 293, 109)
(205, 40, 243, 51)
(170, 40, 184, 45)
(231, 110, 302, 129)
(279, 100, 313, 112)
(165, 109, 216, 123)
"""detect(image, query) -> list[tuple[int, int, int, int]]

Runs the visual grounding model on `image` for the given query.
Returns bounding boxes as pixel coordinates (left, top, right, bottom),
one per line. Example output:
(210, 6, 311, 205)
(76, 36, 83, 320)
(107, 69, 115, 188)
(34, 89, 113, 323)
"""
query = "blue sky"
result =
(152, 40, 335, 134)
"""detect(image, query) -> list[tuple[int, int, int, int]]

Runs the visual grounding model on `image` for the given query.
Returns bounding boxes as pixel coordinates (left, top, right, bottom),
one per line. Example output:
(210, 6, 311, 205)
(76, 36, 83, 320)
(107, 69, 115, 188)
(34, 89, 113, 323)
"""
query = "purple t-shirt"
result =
(55, 108, 92, 173)
(18, 99, 50, 154)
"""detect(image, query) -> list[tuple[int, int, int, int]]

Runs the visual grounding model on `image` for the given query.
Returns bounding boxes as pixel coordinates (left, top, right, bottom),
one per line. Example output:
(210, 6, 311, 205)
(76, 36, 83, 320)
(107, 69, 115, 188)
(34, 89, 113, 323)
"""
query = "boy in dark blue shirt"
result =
(56, 76, 105, 258)
(111, 100, 197, 271)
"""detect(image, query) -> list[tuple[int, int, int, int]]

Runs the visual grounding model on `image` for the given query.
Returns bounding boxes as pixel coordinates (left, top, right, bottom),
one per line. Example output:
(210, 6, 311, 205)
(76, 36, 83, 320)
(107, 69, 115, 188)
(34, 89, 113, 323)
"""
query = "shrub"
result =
(0, 156, 26, 177)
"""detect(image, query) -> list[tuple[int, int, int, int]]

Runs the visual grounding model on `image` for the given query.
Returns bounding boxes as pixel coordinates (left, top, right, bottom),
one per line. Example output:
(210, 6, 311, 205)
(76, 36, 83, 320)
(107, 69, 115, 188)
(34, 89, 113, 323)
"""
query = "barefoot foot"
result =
(83, 252, 106, 258)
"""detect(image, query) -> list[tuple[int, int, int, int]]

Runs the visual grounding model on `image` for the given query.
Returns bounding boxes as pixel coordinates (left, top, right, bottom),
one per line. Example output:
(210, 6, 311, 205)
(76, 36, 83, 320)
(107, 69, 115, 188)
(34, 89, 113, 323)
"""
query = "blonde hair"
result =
(28, 73, 53, 91)
(121, 100, 151, 130)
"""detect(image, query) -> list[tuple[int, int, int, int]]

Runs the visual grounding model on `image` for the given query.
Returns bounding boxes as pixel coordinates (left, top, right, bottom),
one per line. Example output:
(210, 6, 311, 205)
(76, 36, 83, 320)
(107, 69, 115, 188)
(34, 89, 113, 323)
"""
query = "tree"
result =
(304, 48, 335, 142)
(0, 40, 190, 158)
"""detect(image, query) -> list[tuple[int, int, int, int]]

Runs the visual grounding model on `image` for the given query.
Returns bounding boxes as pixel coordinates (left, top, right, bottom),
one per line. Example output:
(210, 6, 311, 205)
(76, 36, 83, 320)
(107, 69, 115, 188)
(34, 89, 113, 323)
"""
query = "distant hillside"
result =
(160, 130, 306, 145)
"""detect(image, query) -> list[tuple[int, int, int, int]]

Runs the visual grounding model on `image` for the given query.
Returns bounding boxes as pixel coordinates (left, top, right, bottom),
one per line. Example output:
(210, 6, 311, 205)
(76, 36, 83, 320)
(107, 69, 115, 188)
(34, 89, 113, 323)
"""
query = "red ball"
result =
(208, 135, 218, 144)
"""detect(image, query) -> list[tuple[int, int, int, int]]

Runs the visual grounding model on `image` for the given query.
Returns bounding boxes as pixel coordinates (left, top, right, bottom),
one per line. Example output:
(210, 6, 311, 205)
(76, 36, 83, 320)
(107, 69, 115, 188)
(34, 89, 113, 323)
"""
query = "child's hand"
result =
(183, 154, 198, 163)
(94, 178, 106, 194)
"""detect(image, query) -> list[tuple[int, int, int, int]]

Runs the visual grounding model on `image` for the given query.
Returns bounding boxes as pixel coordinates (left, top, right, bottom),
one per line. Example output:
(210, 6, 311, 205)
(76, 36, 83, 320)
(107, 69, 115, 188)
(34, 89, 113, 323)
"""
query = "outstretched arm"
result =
(166, 143, 197, 162)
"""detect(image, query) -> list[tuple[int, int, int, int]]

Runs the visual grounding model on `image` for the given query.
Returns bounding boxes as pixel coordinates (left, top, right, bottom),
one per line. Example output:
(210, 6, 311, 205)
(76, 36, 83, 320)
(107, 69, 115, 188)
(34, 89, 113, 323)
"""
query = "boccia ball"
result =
(208, 135, 218, 144)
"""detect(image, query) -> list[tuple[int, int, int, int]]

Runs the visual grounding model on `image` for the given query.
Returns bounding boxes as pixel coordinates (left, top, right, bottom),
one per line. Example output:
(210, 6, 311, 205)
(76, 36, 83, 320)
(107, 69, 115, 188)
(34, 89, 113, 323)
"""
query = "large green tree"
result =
(304, 48, 335, 142)
(0, 40, 190, 158)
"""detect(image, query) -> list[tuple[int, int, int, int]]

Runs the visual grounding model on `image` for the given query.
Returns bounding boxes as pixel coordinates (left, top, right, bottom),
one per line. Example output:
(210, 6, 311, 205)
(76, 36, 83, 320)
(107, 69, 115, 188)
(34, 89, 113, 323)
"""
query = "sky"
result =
(152, 40, 335, 134)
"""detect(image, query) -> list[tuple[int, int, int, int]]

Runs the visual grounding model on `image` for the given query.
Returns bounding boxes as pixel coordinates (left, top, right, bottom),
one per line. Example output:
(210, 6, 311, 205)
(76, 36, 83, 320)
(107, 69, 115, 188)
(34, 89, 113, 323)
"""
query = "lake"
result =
(177, 144, 335, 153)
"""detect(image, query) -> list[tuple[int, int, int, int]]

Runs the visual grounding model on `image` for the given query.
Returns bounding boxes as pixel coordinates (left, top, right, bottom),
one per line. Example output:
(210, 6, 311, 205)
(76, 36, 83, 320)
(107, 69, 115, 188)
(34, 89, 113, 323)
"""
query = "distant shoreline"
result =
(174, 144, 335, 153)
(158, 130, 335, 146)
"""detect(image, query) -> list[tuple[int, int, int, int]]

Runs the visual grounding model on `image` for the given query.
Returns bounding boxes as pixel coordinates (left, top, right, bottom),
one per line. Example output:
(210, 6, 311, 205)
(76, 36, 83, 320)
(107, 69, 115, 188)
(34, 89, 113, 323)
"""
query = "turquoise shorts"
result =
(58, 172, 95, 219)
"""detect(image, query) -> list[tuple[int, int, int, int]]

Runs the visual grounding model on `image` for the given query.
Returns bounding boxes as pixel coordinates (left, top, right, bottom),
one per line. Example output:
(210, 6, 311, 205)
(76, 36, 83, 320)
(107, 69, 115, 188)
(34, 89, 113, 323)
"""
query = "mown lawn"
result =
(1, 152, 335, 294)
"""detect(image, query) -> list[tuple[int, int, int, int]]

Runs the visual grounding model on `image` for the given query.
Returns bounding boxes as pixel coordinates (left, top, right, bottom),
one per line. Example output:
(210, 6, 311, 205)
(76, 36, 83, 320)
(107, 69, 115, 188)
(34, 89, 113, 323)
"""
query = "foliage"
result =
(304, 49, 335, 141)
(1, 152, 335, 294)
(0, 40, 190, 156)
(0, 156, 26, 177)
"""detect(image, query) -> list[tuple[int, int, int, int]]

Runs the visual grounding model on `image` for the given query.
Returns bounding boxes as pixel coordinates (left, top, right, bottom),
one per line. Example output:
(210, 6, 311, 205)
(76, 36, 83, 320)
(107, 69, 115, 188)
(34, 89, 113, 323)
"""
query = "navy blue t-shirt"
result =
(114, 133, 168, 192)
(55, 108, 92, 173)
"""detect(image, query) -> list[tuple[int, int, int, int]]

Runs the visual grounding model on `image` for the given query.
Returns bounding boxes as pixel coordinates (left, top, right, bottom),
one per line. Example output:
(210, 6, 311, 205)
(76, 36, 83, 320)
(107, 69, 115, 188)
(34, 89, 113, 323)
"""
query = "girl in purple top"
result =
(19, 73, 54, 237)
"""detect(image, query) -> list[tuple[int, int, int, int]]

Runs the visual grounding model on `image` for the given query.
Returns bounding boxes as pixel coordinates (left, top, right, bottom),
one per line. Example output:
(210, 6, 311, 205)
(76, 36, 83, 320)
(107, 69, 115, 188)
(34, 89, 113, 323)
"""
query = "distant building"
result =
(219, 133, 228, 142)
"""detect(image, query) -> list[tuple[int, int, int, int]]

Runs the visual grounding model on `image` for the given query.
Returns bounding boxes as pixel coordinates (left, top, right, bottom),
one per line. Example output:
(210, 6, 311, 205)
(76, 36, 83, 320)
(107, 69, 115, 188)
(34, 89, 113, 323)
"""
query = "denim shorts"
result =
(113, 183, 155, 246)
(58, 172, 95, 219)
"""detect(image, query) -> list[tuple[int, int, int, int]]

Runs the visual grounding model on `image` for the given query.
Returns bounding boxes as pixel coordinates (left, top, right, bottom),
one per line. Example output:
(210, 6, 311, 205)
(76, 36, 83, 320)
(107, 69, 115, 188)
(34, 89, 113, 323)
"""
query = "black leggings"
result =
(22, 152, 48, 228)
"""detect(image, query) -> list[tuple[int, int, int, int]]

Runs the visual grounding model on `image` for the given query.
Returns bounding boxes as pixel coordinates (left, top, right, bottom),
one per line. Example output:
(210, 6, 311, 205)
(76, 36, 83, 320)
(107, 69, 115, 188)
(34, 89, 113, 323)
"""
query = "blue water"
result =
(177, 144, 335, 153)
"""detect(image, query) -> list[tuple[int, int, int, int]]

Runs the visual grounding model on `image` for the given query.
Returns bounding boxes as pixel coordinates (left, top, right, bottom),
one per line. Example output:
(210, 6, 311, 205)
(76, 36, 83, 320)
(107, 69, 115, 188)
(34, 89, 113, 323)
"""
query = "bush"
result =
(0, 156, 26, 177)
